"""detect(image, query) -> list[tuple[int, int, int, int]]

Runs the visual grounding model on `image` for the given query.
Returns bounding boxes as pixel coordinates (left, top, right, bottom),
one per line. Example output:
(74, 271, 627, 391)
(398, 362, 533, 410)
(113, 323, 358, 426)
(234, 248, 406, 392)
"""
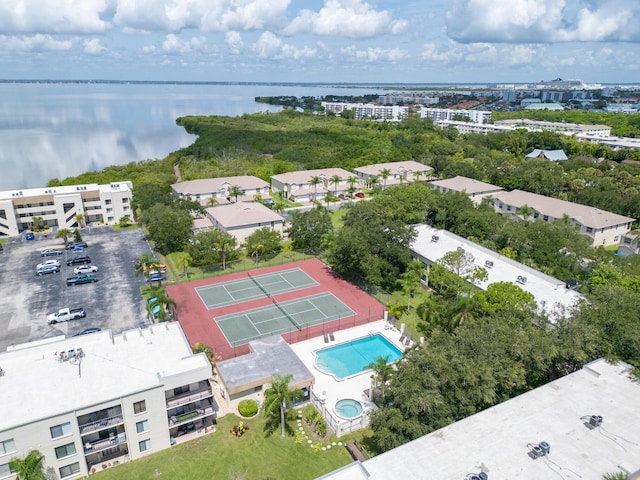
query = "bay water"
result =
(0, 82, 381, 190)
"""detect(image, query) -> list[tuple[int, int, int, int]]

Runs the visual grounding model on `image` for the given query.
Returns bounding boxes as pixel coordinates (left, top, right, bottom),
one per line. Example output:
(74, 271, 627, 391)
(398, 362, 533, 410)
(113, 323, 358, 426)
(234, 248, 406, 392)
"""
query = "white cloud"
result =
(284, 0, 408, 38)
(225, 31, 244, 54)
(148, 34, 213, 55)
(83, 38, 108, 55)
(113, 0, 290, 33)
(252, 31, 317, 60)
(340, 45, 409, 62)
(0, 34, 75, 52)
(421, 41, 544, 67)
(0, 0, 112, 34)
(446, 0, 640, 43)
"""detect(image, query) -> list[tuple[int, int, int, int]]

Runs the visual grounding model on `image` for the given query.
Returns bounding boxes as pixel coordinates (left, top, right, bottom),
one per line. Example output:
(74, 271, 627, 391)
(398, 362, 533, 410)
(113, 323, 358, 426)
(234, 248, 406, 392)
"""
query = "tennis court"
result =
(216, 292, 354, 346)
(195, 268, 318, 309)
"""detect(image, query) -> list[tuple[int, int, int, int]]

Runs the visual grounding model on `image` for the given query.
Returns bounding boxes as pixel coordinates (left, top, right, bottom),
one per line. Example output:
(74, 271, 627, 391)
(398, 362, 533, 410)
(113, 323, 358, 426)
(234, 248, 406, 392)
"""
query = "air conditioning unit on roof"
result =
(431, 235, 439, 242)
(484, 260, 494, 268)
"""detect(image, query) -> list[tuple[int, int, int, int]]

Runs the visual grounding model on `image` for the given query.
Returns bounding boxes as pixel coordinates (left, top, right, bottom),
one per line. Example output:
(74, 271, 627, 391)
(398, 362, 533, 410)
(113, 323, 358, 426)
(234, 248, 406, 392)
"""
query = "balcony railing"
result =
(83, 433, 127, 455)
(166, 386, 213, 409)
(79, 414, 124, 435)
(168, 405, 216, 426)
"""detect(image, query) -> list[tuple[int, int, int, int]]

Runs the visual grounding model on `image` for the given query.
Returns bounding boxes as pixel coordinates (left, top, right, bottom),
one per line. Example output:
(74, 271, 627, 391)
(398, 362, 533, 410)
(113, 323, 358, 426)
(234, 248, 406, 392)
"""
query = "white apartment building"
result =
(419, 108, 491, 124)
(271, 168, 354, 202)
(171, 176, 270, 206)
(353, 161, 434, 188)
(491, 189, 634, 247)
(203, 202, 285, 244)
(321, 102, 408, 121)
(435, 120, 514, 134)
(495, 119, 612, 137)
(0, 182, 133, 237)
(430, 176, 504, 205)
(0, 323, 215, 479)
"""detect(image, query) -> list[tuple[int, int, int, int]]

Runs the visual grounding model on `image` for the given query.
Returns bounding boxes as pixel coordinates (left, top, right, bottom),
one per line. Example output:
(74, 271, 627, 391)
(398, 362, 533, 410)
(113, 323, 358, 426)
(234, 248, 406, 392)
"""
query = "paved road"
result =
(0, 227, 154, 352)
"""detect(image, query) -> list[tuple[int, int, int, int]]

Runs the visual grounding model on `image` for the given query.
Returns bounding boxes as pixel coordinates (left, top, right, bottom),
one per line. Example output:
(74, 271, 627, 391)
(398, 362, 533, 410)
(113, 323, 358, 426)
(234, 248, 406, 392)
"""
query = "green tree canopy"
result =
(139, 204, 193, 254)
(288, 206, 333, 251)
(245, 227, 282, 258)
(262, 373, 304, 437)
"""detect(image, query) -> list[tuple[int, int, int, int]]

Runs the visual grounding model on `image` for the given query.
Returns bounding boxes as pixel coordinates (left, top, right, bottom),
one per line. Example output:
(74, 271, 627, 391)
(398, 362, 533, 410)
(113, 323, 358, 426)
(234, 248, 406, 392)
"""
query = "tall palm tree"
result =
(206, 196, 218, 208)
(9, 449, 47, 480)
(192, 342, 223, 368)
(368, 175, 379, 190)
(253, 193, 263, 203)
(214, 235, 236, 270)
(413, 170, 423, 182)
(309, 176, 322, 202)
(146, 288, 176, 322)
(272, 200, 287, 214)
(228, 185, 244, 203)
(175, 252, 192, 278)
(251, 243, 264, 264)
(329, 174, 342, 194)
(379, 168, 392, 189)
(262, 373, 303, 438)
(135, 252, 160, 283)
(401, 260, 425, 313)
(347, 176, 358, 189)
(56, 228, 72, 245)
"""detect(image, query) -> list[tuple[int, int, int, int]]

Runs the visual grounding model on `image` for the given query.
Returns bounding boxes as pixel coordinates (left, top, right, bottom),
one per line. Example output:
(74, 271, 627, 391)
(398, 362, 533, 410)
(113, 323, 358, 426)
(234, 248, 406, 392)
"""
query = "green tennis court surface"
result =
(195, 268, 318, 309)
(215, 293, 354, 346)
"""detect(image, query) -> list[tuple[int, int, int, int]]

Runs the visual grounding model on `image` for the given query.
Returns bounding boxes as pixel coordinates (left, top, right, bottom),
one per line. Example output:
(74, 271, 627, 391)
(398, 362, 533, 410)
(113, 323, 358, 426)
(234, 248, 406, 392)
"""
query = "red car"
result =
(355, 192, 365, 198)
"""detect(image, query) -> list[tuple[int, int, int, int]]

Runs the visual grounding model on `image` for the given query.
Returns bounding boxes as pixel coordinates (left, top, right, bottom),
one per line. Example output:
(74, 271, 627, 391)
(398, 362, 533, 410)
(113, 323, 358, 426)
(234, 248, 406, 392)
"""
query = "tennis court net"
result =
(247, 271, 270, 297)
(272, 298, 302, 331)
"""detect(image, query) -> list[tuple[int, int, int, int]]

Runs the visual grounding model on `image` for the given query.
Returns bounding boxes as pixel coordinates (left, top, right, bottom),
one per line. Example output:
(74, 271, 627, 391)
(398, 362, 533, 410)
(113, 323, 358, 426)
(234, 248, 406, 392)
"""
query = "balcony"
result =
(166, 385, 213, 409)
(79, 414, 124, 435)
(83, 432, 127, 455)
(168, 404, 216, 427)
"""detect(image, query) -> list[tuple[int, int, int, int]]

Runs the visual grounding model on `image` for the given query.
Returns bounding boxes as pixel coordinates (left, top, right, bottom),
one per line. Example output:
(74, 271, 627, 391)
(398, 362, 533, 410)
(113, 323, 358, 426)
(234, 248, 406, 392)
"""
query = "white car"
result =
(37, 259, 61, 269)
(74, 264, 99, 275)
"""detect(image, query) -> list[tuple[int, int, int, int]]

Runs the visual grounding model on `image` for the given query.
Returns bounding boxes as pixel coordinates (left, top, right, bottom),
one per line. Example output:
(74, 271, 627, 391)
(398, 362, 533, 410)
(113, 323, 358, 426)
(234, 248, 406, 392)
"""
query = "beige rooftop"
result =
(431, 175, 503, 194)
(171, 176, 268, 195)
(493, 189, 634, 229)
(206, 202, 284, 228)
(271, 168, 353, 185)
(353, 161, 433, 176)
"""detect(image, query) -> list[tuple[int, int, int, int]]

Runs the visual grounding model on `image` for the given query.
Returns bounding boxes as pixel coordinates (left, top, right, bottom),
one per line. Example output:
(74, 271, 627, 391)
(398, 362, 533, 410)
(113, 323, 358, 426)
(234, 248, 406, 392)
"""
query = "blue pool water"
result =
(334, 399, 364, 419)
(314, 334, 402, 380)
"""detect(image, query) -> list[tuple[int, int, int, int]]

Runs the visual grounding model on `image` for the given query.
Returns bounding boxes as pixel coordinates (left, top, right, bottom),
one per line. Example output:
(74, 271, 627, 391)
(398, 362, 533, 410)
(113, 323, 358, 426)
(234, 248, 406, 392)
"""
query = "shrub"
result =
(238, 399, 259, 417)
(315, 419, 327, 437)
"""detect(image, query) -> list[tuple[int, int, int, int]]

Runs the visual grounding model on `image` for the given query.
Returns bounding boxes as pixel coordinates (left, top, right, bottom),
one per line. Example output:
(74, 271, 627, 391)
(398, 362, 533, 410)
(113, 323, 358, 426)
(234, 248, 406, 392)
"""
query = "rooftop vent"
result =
(457, 246, 464, 252)
(484, 260, 494, 268)
(431, 235, 439, 243)
(516, 275, 528, 284)
(465, 473, 488, 480)
(528, 441, 550, 459)
(584, 414, 603, 429)
(565, 278, 578, 289)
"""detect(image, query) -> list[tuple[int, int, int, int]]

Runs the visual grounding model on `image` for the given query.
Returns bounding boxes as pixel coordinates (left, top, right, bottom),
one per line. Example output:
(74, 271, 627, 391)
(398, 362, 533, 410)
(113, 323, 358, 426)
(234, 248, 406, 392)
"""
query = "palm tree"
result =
(329, 174, 342, 194)
(206, 196, 218, 208)
(135, 252, 160, 283)
(262, 373, 303, 437)
(9, 449, 47, 480)
(146, 288, 176, 322)
(175, 252, 192, 278)
(192, 342, 223, 369)
(413, 170, 423, 182)
(309, 176, 322, 202)
(251, 243, 264, 264)
(518, 204, 534, 223)
(228, 185, 244, 203)
(273, 200, 287, 214)
(346, 184, 357, 202)
(253, 193, 263, 203)
(379, 168, 392, 189)
(74, 213, 85, 228)
(368, 175, 379, 190)
(32, 216, 43, 231)
(400, 260, 425, 313)
(347, 176, 359, 189)
(56, 228, 73, 245)
(214, 235, 236, 270)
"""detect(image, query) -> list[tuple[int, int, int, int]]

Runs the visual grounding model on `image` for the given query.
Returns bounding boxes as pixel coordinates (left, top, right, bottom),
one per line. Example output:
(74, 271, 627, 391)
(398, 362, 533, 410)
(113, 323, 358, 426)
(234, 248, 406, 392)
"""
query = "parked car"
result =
(73, 327, 101, 336)
(25, 232, 35, 240)
(74, 264, 98, 275)
(66, 255, 91, 266)
(65, 241, 88, 250)
(36, 264, 60, 276)
(41, 249, 64, 257)
(66, 273, 97, 286)
(338, 193, 348, 200)
(47, 307, 86, 324)
(37, 259, 61, 269)
(355, 192, 365, 198)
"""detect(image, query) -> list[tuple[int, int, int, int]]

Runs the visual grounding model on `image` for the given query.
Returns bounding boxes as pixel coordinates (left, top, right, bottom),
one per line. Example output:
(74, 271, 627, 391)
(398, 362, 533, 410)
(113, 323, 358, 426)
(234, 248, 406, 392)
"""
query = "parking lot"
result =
(0, 227, 154, 352)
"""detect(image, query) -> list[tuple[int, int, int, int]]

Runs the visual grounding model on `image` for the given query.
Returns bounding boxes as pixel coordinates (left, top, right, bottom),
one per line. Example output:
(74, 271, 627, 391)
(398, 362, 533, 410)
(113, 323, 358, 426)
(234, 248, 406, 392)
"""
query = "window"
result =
(50, 422, 72, 439)
(173, 385, 189, 396)
(107, 216, 114, 222)
(123, 206, 129, 212)
(133, 400, 146, 414)
(0, 463, 12, 477)
(106, 208, 113, 213)
(586, 227, 593, 233)
(122, 198, 129, 203)
(614, 236, 619, 242)
(55, 443, 77, 459)
(105, 199, 112, 205)
(139, 439, 151, 452)
(0, 439, 15, 455)
(59, 462, 80, 478)
(542, 215, 549, 221)
(136, 420, 149, 434)
(506, 205, 511, 212)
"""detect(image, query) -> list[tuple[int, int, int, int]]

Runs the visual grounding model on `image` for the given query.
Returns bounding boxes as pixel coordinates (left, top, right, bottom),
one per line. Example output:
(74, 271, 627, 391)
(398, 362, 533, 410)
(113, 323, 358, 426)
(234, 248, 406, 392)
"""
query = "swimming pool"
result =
(334, 399, 363, 419)
(314, 334, 402, 380)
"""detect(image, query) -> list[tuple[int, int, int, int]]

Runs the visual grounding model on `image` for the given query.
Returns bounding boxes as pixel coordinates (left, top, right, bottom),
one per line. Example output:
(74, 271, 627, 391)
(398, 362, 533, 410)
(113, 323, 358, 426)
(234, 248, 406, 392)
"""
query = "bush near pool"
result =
(238, 399, 259, 418)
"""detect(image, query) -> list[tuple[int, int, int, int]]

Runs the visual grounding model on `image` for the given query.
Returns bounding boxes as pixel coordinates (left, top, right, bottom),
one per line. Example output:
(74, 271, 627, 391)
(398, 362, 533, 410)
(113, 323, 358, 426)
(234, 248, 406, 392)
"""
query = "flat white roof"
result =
(0, 183, 102, 201)
(206, 202, 284, 229)
(320, 359, 640, 479)
(0, 323, 210, 431)
(411, 225, 583, 322)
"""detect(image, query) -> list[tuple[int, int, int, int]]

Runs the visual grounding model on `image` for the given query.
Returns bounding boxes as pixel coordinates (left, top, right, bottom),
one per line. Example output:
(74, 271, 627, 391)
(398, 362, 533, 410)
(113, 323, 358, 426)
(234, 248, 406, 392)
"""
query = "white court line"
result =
(216, 313, 261, 345)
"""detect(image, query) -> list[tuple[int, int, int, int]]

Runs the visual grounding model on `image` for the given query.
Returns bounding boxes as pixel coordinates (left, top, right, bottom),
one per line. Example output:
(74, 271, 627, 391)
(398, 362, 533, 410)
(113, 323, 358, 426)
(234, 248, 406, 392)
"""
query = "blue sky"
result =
(1, 0, 639, 84)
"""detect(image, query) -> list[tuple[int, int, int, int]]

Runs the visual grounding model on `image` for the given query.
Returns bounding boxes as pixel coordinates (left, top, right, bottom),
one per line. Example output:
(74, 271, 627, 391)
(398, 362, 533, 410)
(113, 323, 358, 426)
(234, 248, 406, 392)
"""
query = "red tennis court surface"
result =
(166, 258, 385, 360)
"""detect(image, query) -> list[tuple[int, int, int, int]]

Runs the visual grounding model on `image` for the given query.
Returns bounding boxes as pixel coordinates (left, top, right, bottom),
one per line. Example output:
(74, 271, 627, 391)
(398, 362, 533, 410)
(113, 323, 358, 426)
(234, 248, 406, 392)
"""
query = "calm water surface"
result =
(0, 83, 380, 190)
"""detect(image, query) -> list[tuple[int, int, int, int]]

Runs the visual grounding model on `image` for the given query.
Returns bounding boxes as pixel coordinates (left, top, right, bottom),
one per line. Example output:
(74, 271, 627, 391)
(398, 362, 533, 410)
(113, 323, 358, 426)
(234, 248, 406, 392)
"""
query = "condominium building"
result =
(353, 161, 434, 188)
(171, 176, 270, 206)
(495, 119, 612, 137)
(419, 108, 491, 124)
(430, 176, 503, 205)
(0, 182, 133, 237)
(0, 323, 215, 479)
(490, 190, 634, 247)
(321, 102, 409, 121)
(271, 168, 353, 202)
(435, 120, 514, 134)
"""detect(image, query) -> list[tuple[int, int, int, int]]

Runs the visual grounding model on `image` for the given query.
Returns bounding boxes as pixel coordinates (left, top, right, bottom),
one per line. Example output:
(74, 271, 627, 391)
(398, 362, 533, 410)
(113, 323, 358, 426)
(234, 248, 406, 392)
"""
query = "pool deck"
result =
(289, 319, 408, 422)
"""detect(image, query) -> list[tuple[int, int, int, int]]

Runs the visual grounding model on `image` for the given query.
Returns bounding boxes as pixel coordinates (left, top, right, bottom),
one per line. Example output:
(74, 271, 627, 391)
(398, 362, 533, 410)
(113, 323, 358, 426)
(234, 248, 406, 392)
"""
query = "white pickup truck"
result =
(47, 307, 86, 325)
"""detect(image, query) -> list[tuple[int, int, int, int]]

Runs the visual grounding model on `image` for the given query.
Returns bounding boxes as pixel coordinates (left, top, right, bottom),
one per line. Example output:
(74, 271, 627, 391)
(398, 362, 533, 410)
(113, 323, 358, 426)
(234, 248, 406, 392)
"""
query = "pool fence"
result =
(310, 390, 371, 438)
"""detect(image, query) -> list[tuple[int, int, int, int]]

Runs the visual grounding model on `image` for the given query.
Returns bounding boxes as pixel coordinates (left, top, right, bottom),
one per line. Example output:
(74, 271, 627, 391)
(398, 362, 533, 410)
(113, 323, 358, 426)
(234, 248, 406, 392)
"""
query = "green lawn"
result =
(94, 413, 357, 480)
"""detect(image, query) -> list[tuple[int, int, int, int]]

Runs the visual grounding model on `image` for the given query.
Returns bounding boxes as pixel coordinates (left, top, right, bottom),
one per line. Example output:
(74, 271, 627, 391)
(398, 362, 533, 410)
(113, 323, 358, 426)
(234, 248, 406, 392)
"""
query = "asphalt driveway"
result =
(0, 227, 154, 352)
